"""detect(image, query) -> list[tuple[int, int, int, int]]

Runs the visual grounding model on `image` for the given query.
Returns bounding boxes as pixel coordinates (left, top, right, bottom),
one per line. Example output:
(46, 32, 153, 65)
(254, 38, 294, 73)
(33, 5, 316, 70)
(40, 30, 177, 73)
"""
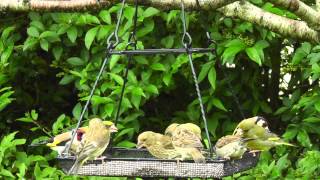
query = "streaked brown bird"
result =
(165, 123, 206, 163)
(137, 131, 180, 160)
(215, 135, 254, 160)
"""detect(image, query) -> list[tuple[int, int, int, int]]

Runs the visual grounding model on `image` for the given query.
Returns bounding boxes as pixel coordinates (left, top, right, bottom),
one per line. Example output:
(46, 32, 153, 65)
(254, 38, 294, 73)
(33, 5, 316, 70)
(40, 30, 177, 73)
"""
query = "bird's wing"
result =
(215, 135, 241, 148)
(172, 129, 203, 149)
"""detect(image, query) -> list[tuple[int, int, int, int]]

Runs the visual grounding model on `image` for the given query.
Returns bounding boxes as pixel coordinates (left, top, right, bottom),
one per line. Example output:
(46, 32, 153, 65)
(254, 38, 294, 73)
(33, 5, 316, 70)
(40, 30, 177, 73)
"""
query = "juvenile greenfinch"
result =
(215, 135, 254, 160)
(68, 118, 118, 174)
(166, 123, 205, 163)
(137, 131, 180, 160)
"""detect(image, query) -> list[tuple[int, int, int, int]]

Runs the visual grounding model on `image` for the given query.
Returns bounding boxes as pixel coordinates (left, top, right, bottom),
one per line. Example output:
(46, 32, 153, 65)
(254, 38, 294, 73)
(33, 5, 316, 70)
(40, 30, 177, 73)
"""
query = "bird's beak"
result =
(46, 142, 56, 147)
(110, 124, 118, 132)
(136, 142, 144, 149)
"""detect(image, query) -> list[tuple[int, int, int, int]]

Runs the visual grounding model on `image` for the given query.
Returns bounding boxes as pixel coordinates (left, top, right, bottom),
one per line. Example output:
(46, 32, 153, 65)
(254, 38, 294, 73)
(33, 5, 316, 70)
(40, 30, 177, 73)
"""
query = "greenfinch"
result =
(137, 131, 180, 160)
(68, 118, 118, 174)
(233, 116, 269, 136)
(215, 135, 254, 160)
(166, 123, 205, 163)
(234, 117, 295, 151)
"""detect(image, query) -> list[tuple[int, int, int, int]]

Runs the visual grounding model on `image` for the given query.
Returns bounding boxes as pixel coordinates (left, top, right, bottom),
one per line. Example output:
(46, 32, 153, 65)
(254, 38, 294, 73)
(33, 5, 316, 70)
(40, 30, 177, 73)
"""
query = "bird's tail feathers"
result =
(189, 148, 206, 163)
(267, 137, 296, 147)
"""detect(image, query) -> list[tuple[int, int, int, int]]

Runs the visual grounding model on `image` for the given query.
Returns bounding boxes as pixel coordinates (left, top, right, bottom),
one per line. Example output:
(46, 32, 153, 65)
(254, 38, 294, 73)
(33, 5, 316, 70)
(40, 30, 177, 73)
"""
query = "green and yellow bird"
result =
(37, 120, 114, 156)
(137, 131, 180, 160)
(68, 118, 118, 174)
(234, 116, 295, 151)
(165, 123, 206, 163)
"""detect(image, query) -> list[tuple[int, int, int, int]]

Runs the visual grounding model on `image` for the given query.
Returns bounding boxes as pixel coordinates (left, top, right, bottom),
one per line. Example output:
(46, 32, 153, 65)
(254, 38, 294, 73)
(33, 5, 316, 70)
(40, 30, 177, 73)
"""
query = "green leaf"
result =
(109, 73, 124, 85)
(116, 140, 136, 148)
(97, 25, 112, 41)
(27, 27, 39, 37)
(67, 26, 78, 43)
(297, 129, 311, 148)
(1, 26, 15, 40)
(31, 110, 38, 120)
(40, 39, 49, 51)
(109, 55, 120, 70)
(72, 103, 82, 120)
(99, 10, 112, 24)
(246, 47, 262, 65)
(208, 68, 216, 90)
(143, 7, 160, 18)
(52, 46, 63, 60)
(1, 169, 15, 178)
(1, 45, 13, 63)
(144, 84, 159, 95)
(303, 117, 320, 123)
(85, 26, 99, 49)
(30, 21, 45, 31)
(137, 19, 154, 37)
(59, 75, 75, 85)
(151, 63, 166, 71)
(163, 73, 172, 86)
(52, 114, 66, 134)
(23, 37, 38, 51)
(67, 57, 84, 66)
(103, 104, 114, 117)
(132, 87, 146, 97)
(212, 98, 227, 111)
(34, 162, 42, 179)
(198, 61, 213, 82)
(39, 31, 60, 42)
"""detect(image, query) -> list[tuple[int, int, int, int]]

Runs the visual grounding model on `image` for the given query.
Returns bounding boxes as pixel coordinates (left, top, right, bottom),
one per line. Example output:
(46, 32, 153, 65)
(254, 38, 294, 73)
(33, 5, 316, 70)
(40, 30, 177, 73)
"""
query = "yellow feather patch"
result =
(102, 121, 114, 126)
(268, 137, 280, 141)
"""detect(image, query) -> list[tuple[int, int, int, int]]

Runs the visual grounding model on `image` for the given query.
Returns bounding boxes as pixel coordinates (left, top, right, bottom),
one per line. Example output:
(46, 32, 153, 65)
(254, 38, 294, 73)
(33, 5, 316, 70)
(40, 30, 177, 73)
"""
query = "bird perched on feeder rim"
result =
(47, 129, 85, 156)
(137, 131, 180, 160)
(32, 120, 115, 156)
(165, 123, 206, 163)
(68, 118, 118, 174)
(233, 116, 295, 152)
(215, 135, 255, 160)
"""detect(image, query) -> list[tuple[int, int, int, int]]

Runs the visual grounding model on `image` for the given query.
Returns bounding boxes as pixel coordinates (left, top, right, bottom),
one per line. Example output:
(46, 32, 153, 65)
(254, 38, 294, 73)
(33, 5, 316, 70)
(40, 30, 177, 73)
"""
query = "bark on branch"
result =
(0, 0, 319, 43)
(219, 1, 320, 43)
(268, 0, 320, 30)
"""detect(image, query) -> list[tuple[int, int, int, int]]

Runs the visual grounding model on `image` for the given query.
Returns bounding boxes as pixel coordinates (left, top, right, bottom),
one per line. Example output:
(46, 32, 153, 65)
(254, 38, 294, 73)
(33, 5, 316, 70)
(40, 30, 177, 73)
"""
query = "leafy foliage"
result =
(0, 1, 319, 179)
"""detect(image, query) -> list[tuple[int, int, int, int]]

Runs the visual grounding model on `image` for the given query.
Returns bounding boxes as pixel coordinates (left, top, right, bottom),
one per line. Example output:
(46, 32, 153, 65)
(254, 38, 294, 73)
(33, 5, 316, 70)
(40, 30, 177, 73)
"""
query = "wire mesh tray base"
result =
(58, 147, 259, 178)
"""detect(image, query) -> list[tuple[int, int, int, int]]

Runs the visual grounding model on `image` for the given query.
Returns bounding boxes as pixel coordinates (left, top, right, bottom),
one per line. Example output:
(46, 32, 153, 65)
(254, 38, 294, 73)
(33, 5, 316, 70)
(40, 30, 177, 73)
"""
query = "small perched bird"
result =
(137, 131, 180, 160)
(233, 116, 269, 136)
(68, 118, 118, 174)
(30, 120, 114, 156)
(47, 129, 85, 156)
(165, 123, 206, 163)
(234, 116, 295, 151)
(215, 135, 254, 160)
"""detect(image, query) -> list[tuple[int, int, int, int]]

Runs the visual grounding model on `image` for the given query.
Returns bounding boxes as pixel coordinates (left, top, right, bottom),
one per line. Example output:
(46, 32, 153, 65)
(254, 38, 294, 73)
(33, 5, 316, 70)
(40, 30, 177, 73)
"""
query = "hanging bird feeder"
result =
(57, 0, 260, 178)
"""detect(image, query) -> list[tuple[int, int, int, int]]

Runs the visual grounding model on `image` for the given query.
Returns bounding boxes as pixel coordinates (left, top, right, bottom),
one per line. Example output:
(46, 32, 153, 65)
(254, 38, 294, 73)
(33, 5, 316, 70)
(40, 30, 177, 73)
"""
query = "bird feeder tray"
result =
(58, 147, 260, 178)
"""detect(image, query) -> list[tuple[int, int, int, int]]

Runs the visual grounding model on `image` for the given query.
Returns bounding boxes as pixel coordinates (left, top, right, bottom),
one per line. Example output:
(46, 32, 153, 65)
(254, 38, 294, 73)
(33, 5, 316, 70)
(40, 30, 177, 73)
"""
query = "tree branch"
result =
(268, 0, 320, 30)
(317, 0, 320, 11)
(1, 0, 319, 43)
(0, 0, 238, 11)
(219, 1, 320, 43)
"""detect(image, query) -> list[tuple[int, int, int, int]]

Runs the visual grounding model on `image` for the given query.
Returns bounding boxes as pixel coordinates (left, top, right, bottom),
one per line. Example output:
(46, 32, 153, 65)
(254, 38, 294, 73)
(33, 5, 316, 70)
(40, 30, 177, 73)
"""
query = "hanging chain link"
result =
(180, 0, 213, 155)
(114, 0, 139, 127)
(195, 0, 245, 119)
(64, 0, 127, 156)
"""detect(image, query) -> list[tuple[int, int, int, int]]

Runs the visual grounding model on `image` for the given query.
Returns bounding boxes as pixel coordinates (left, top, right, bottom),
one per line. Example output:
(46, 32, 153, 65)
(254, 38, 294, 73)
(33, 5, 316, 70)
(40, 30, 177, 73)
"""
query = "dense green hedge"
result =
(0, 2, 319, 179)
